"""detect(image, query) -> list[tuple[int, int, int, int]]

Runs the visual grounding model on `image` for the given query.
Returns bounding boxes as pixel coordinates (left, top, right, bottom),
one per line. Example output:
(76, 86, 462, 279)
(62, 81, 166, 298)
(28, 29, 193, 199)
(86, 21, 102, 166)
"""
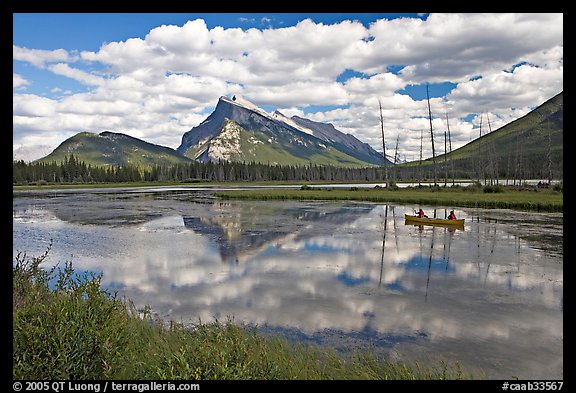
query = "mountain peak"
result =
(177, 96, 385, 167)
(221, 95, 264, 112)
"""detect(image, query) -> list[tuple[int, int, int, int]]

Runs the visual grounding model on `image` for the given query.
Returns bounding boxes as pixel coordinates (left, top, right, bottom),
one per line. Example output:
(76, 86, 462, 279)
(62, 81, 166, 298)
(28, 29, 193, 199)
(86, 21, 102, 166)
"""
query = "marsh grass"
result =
(215, 184, 563, 212)
(13, 249, 473, 380)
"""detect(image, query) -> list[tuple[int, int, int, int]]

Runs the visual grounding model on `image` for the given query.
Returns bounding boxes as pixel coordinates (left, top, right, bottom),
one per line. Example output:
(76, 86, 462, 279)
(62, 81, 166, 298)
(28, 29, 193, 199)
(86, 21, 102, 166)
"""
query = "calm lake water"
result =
(12, 186, 563, 379)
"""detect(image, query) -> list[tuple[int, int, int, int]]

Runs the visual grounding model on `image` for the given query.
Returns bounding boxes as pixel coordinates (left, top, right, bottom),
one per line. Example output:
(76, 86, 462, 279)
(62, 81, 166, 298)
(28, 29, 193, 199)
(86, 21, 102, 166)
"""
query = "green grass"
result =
(215, 184, 563, 212)
(13, 247, 473, 380)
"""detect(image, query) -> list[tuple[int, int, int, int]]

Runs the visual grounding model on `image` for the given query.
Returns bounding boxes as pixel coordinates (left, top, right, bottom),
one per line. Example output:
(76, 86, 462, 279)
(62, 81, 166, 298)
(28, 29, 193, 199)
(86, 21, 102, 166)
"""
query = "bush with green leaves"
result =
(13, 247, 131, 379)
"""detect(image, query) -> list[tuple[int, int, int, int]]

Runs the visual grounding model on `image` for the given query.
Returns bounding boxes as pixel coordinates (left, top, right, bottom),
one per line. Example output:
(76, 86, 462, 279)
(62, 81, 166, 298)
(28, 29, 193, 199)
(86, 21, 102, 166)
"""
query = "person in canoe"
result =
(447, 210, 457, 220)
(417, 208, 428, 218)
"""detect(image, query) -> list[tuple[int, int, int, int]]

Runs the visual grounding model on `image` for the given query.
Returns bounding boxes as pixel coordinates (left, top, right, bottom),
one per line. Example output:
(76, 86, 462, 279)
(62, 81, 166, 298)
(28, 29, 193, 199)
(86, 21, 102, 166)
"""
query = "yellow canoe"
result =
(404, 214, 465, 227)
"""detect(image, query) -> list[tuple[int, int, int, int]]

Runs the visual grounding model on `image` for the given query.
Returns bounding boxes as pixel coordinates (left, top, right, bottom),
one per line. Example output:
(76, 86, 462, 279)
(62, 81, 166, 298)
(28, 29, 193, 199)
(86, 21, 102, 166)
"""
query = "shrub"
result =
(483, 185, 504, 193)
(387, 180, 399, 190)
(13, 248, 130, 380)
(13, 243, 55, 311)
(553, 181, 563, 192)
(465, 182, 483, 192)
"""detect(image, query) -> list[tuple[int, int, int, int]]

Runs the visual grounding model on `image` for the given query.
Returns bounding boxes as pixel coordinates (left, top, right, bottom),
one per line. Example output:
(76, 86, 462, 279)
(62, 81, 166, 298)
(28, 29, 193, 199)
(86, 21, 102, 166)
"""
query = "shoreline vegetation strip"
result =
(13, 182, 563, 212)
(214, 187, 562, 212)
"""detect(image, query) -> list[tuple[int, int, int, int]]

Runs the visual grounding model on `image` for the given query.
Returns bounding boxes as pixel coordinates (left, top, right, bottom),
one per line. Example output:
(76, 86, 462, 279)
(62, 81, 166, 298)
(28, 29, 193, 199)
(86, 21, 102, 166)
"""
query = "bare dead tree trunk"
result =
(394, 134, 400, 181)
(546, 120, 553, 183)
(444, 130, 448, 187)
(378, 98, 388, 184)
(426, 84, 437, 186)
(446, 112, 455, 185)
(419, 129, 423, 186)
(486, 113, 498, 185)
(477, 114, 483, 184)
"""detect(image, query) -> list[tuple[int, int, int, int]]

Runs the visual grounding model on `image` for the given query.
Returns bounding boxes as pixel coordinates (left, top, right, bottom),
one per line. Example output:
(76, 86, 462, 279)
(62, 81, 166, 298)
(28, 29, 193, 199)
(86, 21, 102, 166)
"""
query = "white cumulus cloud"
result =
(13, 13, 563, 162)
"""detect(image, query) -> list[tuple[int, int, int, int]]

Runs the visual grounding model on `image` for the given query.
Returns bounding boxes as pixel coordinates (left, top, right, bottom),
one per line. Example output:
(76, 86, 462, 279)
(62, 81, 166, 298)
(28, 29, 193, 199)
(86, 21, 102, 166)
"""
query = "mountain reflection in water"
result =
(12, 190, 563, 379)
(181, 202, 374, 264)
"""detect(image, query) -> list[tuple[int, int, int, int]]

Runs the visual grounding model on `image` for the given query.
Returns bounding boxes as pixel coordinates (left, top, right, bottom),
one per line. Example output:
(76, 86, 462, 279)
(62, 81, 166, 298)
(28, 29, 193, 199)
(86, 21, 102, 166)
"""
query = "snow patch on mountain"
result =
(272, 110, 315, 137)
(222, 95, 317, 138)
(221, 95, 275, 123)
(248, 136, 263, 145)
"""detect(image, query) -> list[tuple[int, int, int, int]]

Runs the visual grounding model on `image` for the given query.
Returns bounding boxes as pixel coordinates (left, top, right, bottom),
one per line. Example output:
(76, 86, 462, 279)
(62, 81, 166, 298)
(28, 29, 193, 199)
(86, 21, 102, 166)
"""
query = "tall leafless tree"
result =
(393, 134, 400, 180)
(546, 120, 553, 183)
(445, 112, 455, 185)
(378, 98, 388, 184)
(426, 84, 437, 185)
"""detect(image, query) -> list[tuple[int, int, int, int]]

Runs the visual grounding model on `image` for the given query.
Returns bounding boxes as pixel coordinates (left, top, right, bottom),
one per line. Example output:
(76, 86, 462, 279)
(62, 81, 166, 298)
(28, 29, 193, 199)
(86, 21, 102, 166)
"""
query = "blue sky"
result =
(13, 13, 563, 161)
(14, 13, 441, 99)
(13, 13, 428, 49)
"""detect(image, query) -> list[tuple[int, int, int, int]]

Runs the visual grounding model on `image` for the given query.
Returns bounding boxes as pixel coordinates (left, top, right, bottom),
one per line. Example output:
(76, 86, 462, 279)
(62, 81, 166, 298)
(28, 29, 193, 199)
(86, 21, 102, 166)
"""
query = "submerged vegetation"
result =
(13, 247, 473, 380)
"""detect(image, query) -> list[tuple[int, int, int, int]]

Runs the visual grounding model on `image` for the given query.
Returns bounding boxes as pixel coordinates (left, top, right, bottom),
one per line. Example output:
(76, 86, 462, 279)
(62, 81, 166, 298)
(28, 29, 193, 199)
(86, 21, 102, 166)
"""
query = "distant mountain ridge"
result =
(177, 95, 386, 167)
(37, 96, 386, 169)
(36, 131, 191, 168)
(409, 91, 563, 179)
(33, 92, 562, 179)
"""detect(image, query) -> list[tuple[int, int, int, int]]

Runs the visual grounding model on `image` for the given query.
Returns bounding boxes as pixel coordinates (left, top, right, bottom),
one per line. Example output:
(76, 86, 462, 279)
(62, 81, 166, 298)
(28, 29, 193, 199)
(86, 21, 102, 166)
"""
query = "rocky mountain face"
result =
(177, 96, 386, 167)
(290, 115, 384, 165)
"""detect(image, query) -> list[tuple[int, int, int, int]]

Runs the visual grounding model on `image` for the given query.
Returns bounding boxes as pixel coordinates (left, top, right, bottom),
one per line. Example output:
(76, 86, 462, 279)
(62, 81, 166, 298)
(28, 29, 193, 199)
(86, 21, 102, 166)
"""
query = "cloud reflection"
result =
(12, 192, 563, 379)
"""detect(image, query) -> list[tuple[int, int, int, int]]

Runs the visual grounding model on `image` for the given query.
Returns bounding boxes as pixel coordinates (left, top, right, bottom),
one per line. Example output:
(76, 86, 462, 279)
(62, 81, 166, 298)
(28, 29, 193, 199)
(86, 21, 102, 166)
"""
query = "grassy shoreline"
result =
(13, 249, 473, 380)
(215, 185, 563, 212)
(13, 181, 563, 212)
